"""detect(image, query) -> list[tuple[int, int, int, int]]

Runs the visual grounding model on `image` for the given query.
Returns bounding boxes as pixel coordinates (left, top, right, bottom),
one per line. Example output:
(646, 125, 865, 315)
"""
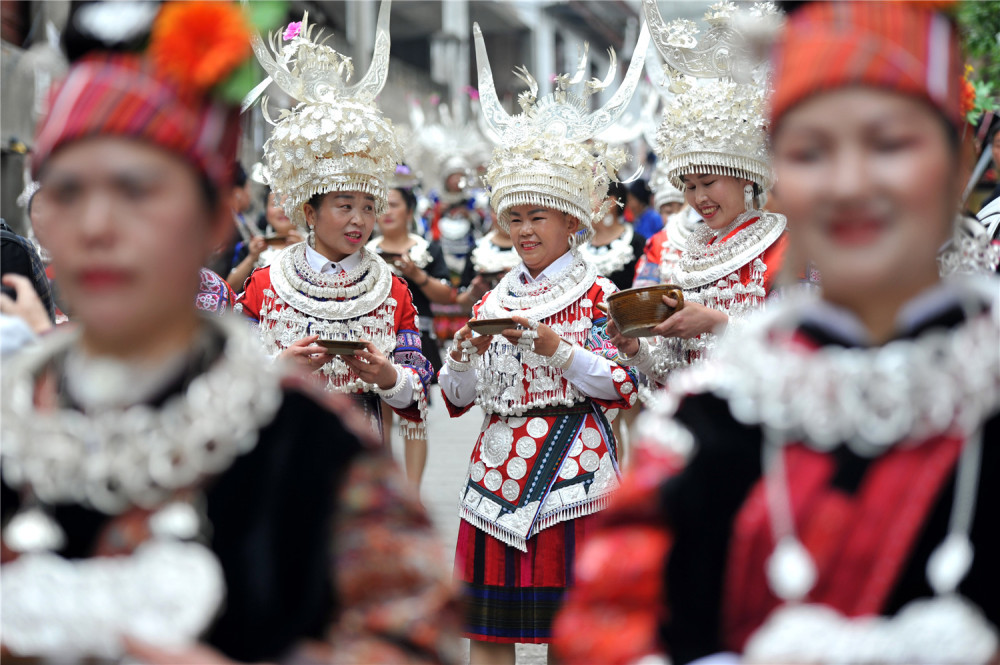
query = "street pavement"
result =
(388, 385, 549, 664)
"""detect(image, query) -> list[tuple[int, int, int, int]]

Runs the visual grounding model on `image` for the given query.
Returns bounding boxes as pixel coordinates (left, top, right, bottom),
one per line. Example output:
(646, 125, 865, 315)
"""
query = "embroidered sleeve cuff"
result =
(439, 363, 477, 407)
(376, 365, 415, 408)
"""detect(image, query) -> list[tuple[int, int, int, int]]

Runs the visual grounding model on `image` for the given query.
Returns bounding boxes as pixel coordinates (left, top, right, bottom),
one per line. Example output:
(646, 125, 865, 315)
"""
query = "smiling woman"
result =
(555, 3, 1000, 664)
(437, 21, 647, 661)
(234, 9, 431, 442)
(608, 71, 789, 385)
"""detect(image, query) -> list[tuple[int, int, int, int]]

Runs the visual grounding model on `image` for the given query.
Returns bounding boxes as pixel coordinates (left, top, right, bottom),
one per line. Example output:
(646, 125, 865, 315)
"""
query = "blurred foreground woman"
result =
(0, 3, 457, 663)
(554, 2, 999, 664)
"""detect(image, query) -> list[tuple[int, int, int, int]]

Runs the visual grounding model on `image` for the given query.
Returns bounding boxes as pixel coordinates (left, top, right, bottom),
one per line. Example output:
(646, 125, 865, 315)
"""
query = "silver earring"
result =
(744, 184, 755, 213)
(568, 232, 581, 252)
(308, 226, 316, 248)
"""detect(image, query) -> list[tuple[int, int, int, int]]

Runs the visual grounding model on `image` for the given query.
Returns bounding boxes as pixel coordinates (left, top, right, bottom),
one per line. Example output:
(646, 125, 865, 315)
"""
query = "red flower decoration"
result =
(960, 76, 976, 119)
(149, 1, 252, 95)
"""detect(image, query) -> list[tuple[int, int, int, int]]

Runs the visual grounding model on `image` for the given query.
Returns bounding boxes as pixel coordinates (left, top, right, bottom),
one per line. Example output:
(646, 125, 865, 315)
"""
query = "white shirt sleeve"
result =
(439, 362, 478, 407)
(380, 365, 416, 409)
(561, 346, 622, 401)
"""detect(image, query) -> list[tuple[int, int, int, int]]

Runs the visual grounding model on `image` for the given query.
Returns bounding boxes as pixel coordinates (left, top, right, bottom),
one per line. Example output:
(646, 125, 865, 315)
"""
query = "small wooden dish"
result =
(316, 339, 368, 355)
(604, 284, 684, 338)
(375, 251, 403, 263)
(468, 318, 518, 336)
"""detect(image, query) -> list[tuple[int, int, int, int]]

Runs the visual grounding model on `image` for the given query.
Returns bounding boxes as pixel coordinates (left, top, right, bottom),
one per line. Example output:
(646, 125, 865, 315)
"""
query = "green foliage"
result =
(247, 1, 288, 34)
(957, 1, 1000, 87)
(215, 1, 288, 104)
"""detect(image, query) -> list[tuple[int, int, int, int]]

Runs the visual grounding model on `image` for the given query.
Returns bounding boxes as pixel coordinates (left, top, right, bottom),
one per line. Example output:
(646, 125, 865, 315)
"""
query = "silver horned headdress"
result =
(252, 0, 402, 226)
(644, 0, 779, 191)
(476, 21, 650, 239)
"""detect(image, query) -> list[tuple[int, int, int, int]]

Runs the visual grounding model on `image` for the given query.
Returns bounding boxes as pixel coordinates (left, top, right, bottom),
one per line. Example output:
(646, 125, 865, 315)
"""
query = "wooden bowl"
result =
(603, 284, 684, 338)
(468, 318, 518, 336)
(316, 339, 368, 356)
(375, 251, 403, 263)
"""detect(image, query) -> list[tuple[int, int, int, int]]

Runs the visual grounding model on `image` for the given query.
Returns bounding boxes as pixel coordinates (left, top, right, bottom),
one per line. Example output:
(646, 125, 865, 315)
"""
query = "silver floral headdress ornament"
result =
(651, 159, 685, 209)
(644, 0, 780, 192)
(476, 20, 650, 242)
(249, 0, 401, 226)
(407, 100, 490, 199)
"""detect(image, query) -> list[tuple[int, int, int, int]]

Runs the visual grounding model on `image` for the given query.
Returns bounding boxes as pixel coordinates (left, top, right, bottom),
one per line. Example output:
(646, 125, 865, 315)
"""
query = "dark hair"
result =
(306, 192, 327, 212)
(263, 187, 275, 209)
(199, 175, 220, 211)
(232, 162, 247, 188)
(986, 119, 1000, 147)
(62, 0, 163, 62)
(627, 179, 652, 206)
(393, 187, 417, 213)
(607, 182, 628, 211)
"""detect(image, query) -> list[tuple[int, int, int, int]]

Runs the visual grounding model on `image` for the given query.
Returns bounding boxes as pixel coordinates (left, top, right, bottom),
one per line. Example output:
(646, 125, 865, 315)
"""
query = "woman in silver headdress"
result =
(438, 23, 649, 661)
(610, 1, 788, 384)
(235, 7, 431, 440)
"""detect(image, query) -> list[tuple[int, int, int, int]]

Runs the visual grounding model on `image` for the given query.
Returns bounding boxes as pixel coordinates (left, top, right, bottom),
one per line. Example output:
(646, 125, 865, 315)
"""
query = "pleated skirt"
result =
(454, 513, 597, 644)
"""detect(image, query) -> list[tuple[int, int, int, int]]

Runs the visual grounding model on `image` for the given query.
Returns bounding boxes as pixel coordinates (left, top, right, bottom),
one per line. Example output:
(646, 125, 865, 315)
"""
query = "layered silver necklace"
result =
(655, 280, 1000, 455)
(674, 210, 785, 289)
(479, 253, 598, 321)
(0, 317, 283, 659)
(580, 225, 636, 277)
(270, 242, 392, 321)
(1, 318, 284, 512)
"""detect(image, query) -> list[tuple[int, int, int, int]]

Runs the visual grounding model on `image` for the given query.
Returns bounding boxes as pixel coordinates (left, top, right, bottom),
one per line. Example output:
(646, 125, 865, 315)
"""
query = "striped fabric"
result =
(769, 1, 964, 130)
(32, 54, 240, 191)
(455, 514, 597, 644)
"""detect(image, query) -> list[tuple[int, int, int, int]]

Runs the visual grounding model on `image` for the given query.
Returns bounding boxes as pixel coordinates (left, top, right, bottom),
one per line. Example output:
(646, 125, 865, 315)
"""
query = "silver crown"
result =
(251, 1, 401, 225)
(476, 21, 650, 237)
(643, 0, 779, 191)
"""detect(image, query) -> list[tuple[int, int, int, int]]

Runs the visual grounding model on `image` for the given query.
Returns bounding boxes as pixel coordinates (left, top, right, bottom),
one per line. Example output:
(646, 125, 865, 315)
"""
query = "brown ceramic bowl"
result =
(603, 284, 684, 338)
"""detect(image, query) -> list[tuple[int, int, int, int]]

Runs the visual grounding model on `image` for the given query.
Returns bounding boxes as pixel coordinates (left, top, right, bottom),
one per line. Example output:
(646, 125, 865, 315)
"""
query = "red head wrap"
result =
(769, 1, 964, 131)
(32, 54, 241, 193)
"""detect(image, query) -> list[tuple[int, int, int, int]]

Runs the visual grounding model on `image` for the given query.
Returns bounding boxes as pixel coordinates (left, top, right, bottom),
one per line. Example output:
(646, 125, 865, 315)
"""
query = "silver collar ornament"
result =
(642, 279, 1000, 664)
(471, 232, 521, 275)
(648, 278, 1000, 456)
(475, 19, 650, 240)
(257, 244, 403, 398)
(0, 317, 284, 659)
(673, 209, 785, 289)
(250, 1, 402, 225)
